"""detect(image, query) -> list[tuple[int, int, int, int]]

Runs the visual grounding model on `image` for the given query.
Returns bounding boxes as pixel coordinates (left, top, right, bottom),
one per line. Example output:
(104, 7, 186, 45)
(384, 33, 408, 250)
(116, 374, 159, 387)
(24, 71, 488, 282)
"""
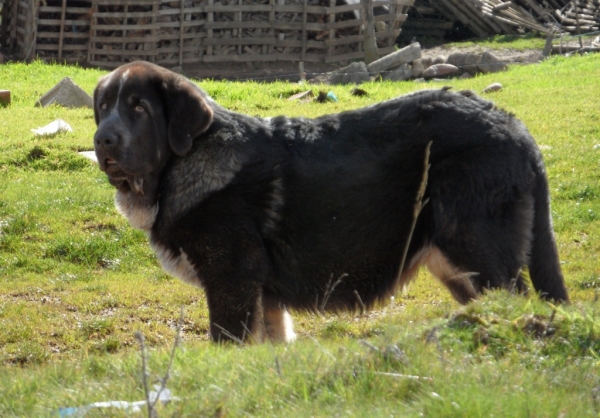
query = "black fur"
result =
(94, 61, 568, 343)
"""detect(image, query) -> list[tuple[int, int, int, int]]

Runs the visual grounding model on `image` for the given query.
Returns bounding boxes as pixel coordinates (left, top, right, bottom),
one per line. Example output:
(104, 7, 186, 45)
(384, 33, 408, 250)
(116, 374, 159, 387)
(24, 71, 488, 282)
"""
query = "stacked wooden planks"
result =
(554, 0, 600, 33)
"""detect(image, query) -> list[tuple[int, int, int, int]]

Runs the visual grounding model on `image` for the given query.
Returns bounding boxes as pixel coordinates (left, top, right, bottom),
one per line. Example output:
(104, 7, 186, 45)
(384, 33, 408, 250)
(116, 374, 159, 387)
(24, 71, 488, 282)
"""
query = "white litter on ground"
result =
(31, 119, 73, 136)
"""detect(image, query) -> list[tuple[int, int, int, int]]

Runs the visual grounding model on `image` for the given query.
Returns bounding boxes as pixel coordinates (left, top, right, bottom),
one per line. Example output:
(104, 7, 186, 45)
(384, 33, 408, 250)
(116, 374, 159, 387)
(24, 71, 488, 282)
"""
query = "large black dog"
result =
(93, 61, 568, 343)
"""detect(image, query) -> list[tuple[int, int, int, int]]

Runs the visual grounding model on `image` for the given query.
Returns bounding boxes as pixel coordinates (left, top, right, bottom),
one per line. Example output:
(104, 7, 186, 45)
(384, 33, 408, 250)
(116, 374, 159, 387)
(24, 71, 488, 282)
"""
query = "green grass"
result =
(0, 46, 600, 416)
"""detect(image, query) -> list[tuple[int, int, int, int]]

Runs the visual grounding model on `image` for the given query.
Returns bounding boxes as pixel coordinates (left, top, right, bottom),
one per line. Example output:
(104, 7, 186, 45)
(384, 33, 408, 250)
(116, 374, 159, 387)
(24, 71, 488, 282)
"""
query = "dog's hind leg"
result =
(428, 194, 535, 303)
(423, 247, 479, 304)
(426, 155, 538, 302)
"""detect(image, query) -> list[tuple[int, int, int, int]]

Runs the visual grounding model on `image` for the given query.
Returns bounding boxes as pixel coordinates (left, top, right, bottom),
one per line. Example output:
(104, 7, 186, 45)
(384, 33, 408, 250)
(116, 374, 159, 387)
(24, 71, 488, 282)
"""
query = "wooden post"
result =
(363, 0, 379, 64)
(327, 0, 335, 59)
(237, 0, 242, 55)
(301, 0, 307, 62)
(268, 0, 274, 55)
(151, 1, 158, 63)
(87, 0, 96, 65)
(23, 0, 36, 60)
(542, 32, 554, 57)
(58, 0, 67, 61)
(9, 0, 19, 50)
(179, 0, 185, 65)
(0, 1, 8, 47)
(387, 0, 398, 48)
(122, 3, 128, 63)
(574, 0, 583, 49)
(207, 0, 213, 57)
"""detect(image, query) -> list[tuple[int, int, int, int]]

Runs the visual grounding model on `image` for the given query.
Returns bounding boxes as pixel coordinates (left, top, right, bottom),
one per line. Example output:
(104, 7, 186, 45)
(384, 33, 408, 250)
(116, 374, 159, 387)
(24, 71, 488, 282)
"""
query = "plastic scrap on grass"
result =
(57, 385, 178, 417)
(31, 119, 73, 137)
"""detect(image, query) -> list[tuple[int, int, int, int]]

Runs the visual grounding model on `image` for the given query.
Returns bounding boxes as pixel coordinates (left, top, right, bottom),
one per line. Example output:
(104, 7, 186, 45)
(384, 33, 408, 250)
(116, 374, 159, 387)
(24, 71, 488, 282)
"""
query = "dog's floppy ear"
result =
(163, 77, 214, 156)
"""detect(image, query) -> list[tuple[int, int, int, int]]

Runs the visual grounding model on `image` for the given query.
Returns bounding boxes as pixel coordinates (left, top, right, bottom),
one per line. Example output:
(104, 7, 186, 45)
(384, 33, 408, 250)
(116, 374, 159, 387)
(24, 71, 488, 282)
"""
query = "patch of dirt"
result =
(182, 44, 544, 82)
(420, 44, 544, 65)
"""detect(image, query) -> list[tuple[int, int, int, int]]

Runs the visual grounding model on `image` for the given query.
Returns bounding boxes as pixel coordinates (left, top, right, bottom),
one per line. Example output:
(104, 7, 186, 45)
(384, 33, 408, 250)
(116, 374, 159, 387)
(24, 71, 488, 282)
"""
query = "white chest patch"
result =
(115, 191, 158, 231)
(150, 241, 202, 288)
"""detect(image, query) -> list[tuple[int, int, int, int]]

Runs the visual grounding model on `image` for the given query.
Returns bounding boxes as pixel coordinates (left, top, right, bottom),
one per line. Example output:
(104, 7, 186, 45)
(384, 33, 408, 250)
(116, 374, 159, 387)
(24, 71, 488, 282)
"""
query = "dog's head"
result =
(93, 61, 213, 197)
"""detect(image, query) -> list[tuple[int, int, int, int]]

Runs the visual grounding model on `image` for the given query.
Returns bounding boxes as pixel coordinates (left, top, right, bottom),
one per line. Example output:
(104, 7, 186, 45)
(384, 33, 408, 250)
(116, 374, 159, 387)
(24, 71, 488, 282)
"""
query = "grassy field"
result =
(0, 42, 599, 416)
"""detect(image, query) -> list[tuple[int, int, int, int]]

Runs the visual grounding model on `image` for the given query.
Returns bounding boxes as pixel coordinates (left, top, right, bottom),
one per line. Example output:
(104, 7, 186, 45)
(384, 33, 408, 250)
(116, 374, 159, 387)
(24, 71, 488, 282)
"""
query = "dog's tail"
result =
(528, 165, 569, 302)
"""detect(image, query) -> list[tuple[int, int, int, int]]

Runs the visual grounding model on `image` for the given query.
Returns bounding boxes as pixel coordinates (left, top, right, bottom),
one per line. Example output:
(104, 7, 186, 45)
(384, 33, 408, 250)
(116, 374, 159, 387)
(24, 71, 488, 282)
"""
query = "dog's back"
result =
(261, 89, 567, 308)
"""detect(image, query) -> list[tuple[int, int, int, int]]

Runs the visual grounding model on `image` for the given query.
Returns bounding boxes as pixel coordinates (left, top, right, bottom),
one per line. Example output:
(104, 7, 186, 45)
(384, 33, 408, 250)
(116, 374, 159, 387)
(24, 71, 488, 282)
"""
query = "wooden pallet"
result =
(3, 0, 414, 66)
(88, 0, 413, 67)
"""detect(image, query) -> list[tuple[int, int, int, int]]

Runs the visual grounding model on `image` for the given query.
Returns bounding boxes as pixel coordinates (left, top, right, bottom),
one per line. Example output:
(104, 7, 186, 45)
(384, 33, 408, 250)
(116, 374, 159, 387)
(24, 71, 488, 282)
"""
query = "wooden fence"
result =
(1, 0, 414, 67)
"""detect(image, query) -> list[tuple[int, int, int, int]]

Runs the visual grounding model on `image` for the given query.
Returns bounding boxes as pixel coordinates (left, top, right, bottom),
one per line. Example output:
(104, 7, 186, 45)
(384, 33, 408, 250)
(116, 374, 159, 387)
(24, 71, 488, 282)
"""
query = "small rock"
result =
(411, 59, 425, 78)
(458, 72, 473, 79)
(478, 52, 507, 74)
(423, 64, 459, 79)
(432, 55, 447, 65)
(483, 82, 503, 93)
(447, 52, 481, 75)
(329, 61, 370, 85)
(36, 77, 93, 109)
(431, 392, 444, 400)
(420, 56, 433, 69)
(383, 63, 413, 81)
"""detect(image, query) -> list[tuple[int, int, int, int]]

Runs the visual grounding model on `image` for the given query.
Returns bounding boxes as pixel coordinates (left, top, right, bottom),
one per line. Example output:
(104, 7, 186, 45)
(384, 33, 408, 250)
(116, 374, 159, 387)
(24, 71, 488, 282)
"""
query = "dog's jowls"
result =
(93, 61, 569, 343)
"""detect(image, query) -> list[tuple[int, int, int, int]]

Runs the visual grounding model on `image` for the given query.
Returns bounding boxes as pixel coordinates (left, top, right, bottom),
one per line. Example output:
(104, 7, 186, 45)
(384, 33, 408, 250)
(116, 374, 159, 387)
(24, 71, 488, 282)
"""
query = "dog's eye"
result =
(134, 104, 145, 113)
(99, 102, 107, 111)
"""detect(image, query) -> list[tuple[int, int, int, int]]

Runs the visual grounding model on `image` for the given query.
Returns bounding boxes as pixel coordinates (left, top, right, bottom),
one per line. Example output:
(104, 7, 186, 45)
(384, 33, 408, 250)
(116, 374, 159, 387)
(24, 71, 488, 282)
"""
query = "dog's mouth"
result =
(105, 157, 118, 169)
(104, 158, 128, 180)
(100, 157, 144, 194)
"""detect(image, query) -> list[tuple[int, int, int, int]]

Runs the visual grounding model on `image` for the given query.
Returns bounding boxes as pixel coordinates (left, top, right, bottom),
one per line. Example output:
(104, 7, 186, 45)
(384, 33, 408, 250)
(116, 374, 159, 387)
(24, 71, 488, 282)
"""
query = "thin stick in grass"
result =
(397, 141, 432, 289)
(134, 330, 154, 418)
(150, 306, 185, 412)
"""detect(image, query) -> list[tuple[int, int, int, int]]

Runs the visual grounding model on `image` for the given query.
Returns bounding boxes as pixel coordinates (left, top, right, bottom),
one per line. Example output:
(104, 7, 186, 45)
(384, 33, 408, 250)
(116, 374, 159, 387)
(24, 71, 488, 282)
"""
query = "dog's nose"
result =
(94, 131, 120, 151)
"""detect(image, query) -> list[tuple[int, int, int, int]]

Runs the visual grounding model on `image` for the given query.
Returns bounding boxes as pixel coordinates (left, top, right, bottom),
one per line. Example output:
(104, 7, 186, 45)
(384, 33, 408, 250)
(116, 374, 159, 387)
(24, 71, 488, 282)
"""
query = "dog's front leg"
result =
(204, 280, 267, 343)
(199, 240, 272, 344)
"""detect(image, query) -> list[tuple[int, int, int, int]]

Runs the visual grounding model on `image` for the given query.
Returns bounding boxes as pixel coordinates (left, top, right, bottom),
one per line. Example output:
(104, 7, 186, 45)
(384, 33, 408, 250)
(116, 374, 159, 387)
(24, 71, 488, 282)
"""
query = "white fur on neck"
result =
(115, 190, 158, 231)
(150, 241, 201, 287)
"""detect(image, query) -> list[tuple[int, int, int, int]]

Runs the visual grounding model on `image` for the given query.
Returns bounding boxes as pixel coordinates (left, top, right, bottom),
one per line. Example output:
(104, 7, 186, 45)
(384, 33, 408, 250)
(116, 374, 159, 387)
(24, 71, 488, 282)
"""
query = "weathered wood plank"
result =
(35, 44, 89, 51)
(325, 50, 364, 62)
(58, 0, 67, 60)
(37, 32, 89, 39)
(37, 19, 93, 26)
